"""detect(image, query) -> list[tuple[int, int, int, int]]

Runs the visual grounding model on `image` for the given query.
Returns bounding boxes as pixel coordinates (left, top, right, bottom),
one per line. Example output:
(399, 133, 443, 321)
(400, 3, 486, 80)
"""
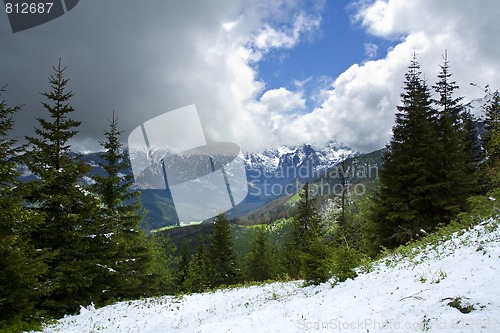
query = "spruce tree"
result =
(483, 90, 500, 188)
(209, 214, 239, 286)
(92, 111, 154, 301)
(283, 183, 317, 278)
(295, 183, 322, 245)
(0, 87, 46, 328)
(245, 226, 275, 282)
(183, 235, 212, 292)
(373, 55, 442, 248)
(299, 235, 331, 284)
(24, 60, 101, 316)
(337, 158, 349, 226)
(280, 221, 302, 278)
(460, 110, 481, 191)
(175, 239, 191, 292)
(432, 53, 472, 220)
(147, 233, 178, 296)
(284, 183, 330, 283)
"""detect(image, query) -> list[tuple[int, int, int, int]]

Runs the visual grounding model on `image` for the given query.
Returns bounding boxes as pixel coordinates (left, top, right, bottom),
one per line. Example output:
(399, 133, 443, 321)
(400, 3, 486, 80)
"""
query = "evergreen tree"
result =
(337, 158, 349, 226)
(183, 235, 212, 292)
(147, 233, 178, 296)
(432, 53, 472, 220)
(283, 183, 318, 278)
(338, 178, 380, 257)
(295, 183, 322, 246)
(285, 183, 330, 284)
(373, 55, 442, 248)
(0, 87, 46, 328)
(299, 235, 331, 284)
(483, 90, 500, 188)
(209, 214, 239, 286)
(280, 221, 302, 279)
(298, 183, 330, 284)
(92, 111, 154, 301)
(24, 60, 102, 316)
(175, 239, 191, 292)
(460, 110, 481, 191)
(245, 226, 275, 282)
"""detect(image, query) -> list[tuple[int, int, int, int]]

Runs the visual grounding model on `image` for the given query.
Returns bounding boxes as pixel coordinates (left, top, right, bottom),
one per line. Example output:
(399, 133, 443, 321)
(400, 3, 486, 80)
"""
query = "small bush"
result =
(445, 297, 475, 314)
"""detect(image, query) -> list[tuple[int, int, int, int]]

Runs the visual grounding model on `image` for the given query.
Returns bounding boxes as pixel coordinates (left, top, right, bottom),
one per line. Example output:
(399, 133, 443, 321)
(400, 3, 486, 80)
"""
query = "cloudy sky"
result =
(1, 0, 499, 153)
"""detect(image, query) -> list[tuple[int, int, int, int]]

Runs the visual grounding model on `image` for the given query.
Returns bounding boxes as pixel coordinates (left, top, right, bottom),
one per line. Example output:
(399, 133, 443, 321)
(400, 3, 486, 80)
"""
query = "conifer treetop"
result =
(26, 59, 85, 176)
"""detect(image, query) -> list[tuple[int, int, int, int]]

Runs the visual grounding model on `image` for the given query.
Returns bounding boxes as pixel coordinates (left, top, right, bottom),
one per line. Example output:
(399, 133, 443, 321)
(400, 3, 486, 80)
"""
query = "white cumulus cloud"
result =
(256, 0, 500, 152)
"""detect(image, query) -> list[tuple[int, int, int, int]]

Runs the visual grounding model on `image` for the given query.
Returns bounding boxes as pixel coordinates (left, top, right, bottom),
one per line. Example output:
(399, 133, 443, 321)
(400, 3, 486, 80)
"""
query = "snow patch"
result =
(33, 219, 500, 333)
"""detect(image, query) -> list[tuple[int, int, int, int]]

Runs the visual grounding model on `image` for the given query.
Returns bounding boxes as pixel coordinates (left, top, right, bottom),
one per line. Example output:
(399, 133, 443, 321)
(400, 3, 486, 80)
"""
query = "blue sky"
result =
(259, 1, 365, 90)
(256, 0, 399, 110)
(1, 0, 500, 152)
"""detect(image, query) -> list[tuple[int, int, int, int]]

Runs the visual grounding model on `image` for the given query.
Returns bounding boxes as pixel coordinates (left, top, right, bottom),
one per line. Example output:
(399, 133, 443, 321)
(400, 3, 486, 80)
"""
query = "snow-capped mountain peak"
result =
(464, 94, 491, 121)
(243, 141, 354, 175)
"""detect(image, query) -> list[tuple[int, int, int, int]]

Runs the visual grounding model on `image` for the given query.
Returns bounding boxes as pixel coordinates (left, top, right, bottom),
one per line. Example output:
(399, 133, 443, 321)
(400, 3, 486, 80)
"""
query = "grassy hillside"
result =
(236, 148, 384, 226)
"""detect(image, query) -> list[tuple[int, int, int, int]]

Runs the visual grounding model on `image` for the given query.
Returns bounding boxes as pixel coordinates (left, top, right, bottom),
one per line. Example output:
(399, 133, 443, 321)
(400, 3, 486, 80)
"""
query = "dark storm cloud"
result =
(1, 0, 246, 151)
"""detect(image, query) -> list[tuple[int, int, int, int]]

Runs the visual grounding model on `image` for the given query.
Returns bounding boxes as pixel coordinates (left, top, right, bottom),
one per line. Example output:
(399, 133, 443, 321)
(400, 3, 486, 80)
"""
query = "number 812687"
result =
(5, 2, 53, 14)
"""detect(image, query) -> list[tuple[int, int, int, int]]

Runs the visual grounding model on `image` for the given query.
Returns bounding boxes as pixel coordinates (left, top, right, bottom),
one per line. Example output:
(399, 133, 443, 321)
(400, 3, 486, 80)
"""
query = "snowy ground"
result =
(34, 219, 500, 333)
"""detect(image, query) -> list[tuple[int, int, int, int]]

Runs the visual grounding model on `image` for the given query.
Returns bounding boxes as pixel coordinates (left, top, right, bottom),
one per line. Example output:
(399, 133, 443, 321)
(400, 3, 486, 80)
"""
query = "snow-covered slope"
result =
(33, 218, 500, 333)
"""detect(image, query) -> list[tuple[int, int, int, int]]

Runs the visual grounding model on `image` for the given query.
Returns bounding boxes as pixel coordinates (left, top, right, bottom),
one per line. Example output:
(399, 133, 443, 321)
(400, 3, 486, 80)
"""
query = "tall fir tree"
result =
(294, 183, 322, 246)
(283, 183, 329, 283)
(92, 111, 154, 301)
(337, 158, 349, 226)
(373, 55, 442, 248)
(175, 239, 191, 292)
(482, 90, 500, 189)
(283, 182, 319, 278)
(297, 183, 330, 284)
(432, 53, 473, 220)
(24, 60, 101, 316)
(0, 87, 46, 328)
(147, 232, 178, 296)
(183, 235, 212, 293)
(209, 214, 239, 287)
(460, 110, 481, 191)
(245, 226, 275, 282)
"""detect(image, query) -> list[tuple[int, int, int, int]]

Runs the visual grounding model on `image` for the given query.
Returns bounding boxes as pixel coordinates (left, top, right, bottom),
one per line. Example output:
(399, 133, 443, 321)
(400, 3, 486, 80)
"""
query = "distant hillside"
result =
(236, 148, 384, 226)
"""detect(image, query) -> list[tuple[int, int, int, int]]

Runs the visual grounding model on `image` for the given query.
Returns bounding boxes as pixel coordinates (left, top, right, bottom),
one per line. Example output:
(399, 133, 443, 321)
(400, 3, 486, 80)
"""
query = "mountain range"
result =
(18, 96, 488, 231)
(137, 141, 354, 231)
